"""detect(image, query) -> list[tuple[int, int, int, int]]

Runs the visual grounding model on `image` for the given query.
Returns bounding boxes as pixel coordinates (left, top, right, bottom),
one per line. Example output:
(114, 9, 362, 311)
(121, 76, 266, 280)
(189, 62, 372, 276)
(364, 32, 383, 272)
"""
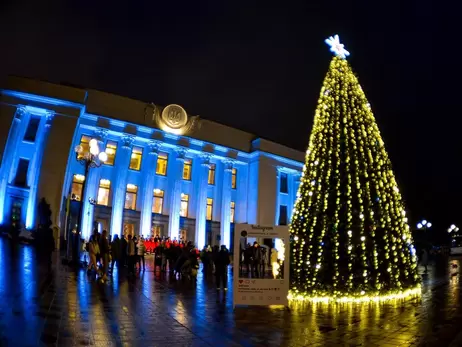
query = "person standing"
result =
(99, 230, 110, 282)
(137, 238, 146, 271)
(126, 235, 136, 275)
(110, 234, 121, 273)
(251, 242, 261, 278)
(214, 245, 230, 302)
(420, 248, 429, 273)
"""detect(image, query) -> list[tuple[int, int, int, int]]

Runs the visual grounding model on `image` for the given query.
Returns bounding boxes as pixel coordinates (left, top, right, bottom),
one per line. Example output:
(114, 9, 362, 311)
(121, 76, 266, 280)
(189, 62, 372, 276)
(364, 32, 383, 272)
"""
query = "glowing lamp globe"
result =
(98, 151, 108, 162)
(89, 138, 98, 148)
(417, 223, 423, 229)
(427, 222, 432, 228)
(90, 144, 99, 156)
(422, 220, 427, 226)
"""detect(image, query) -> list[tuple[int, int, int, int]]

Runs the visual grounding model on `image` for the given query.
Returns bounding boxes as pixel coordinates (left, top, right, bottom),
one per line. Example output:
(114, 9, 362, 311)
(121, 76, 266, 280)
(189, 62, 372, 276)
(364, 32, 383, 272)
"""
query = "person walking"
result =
(110, 234, 121, 273)
(214, 245, 230, 302)
(137, 238, 146, 271)
(87, 235, 99, 273)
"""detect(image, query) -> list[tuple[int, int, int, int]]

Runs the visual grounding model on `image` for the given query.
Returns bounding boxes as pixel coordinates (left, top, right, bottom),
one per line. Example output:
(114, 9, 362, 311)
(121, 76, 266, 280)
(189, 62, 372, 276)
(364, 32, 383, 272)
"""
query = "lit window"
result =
(71, 174, 85, 201)
(129, 147, 142, 171)
(156, 153, 168, 176)
(208, 164, 216, 185)
(152, 189, 164, 214)
(231, 168, 237, 189)
(180, 193, 189, 217)
(97, 179, 111, 206)
(104, 141, 117, 166)
(206, 198, 213, 220)
(182, 158, 192, 180)
(77, 135, 91, 160)
(14, 159, 29, 187)
(230, 201, 235, 223)
(280, 172, 288, 193)
(125, 184, 138, 210)
(152, 225, 163, 237)
(24, 116, 40, 142)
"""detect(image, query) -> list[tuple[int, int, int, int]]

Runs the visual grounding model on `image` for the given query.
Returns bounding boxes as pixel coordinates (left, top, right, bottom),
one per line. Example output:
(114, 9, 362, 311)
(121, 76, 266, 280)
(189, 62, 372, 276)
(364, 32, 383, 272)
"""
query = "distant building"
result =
(0, 77, 303, 249)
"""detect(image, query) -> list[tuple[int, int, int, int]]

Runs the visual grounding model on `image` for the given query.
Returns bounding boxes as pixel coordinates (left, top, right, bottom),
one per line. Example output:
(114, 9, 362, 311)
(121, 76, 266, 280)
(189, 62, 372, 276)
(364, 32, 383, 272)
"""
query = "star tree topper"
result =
(325, 34, 350, 59)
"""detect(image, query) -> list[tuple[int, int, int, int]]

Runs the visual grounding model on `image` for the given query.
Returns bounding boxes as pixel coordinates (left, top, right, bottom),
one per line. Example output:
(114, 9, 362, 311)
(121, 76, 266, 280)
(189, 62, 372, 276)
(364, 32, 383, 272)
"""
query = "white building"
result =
(0, 76, 303, 250)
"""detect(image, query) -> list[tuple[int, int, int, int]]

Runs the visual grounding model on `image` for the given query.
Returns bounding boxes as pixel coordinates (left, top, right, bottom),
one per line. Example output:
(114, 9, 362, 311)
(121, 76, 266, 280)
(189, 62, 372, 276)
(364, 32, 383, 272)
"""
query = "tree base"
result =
(288, 285, 421, 303)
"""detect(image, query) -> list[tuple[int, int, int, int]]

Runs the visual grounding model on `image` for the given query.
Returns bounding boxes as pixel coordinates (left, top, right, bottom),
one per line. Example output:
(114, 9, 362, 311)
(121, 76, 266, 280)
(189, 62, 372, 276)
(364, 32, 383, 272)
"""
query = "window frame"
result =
(156, 153, 168, 176)
(129, 146, 143, 171)
(230, 201, 235, 223)
(152, 189, 164, 214)
(104, 140, 118, 166)
(124, 184, 138, 210)
(77, 135, 91, 160)
(280, 172, 289, 194)
(182, 158, 192, 180)
(97, 179, 111, 206)
(231, 168, 237, 189)
(23, 115, 41, 143)
(14, 158, 29, 188)
(71, 174, 85, 201)
(208, 163, 216, 185)
(180, 193, 189, 218)
(278, 205, 288, 226)
(206, 198, 213, 221)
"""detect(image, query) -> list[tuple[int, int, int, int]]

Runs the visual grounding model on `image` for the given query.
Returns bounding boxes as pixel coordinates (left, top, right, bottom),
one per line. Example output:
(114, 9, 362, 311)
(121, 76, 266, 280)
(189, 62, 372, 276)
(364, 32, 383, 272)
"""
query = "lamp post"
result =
(417, 219, 432, 232)
(69, 138, 107, 265)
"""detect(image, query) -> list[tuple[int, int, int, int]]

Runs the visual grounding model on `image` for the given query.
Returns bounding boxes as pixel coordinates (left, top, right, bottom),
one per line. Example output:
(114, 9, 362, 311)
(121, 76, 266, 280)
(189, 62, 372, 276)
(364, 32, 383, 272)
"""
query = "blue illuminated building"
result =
(0, 77, 303, 250)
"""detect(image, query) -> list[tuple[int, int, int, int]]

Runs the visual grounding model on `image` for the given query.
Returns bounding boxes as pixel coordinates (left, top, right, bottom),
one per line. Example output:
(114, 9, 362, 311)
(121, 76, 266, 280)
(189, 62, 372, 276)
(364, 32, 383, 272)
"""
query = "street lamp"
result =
(448, 224, 459, 234)
(417, 219, 432, 231)
(69, 138, 107, 265)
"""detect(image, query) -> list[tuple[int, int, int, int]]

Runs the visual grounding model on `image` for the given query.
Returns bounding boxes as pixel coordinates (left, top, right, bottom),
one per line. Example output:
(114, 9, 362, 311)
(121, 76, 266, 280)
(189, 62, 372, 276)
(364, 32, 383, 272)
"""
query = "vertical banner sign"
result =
(233, 224, 289, 307)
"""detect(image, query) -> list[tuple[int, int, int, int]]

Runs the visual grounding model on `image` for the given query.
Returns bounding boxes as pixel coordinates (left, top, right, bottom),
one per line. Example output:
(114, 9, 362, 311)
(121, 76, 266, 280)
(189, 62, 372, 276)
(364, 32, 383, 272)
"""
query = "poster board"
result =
(233, 224, 289, 307)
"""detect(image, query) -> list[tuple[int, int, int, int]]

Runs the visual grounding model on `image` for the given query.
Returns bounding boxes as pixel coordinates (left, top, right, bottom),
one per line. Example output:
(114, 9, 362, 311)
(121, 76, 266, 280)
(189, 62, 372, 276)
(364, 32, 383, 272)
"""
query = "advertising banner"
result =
(233, 224, 289, 307)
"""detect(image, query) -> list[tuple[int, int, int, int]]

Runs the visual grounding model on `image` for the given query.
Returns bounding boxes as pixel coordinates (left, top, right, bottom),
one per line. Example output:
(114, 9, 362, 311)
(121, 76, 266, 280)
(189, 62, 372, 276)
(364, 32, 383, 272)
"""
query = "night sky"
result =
(0, 1, 459, 236)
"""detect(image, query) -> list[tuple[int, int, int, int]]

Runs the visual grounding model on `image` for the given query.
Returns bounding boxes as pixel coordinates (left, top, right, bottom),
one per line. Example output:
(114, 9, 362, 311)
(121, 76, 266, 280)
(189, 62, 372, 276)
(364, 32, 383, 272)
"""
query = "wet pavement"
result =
(0, 239, 461, 347)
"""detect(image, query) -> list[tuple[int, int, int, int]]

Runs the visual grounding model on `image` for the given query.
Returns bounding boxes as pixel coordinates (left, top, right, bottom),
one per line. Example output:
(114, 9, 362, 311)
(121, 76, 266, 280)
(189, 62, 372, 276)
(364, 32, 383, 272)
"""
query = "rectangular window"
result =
(152, 189, 164, 214)
(97, 179, 111, 206)
(278, 205, 288, 226)
(208, 164, 216, 185)
(77, 135, 91, 160)
(24, 116, 41, 142)
(180, 193, 189, 217)
(206, 198, 213, 221)
(14, 159, 29, 187)
(125, 184, 138, 210)
(156, 153, 168, 176)
(280, 172, 288, 193)
(129, 147, 142, 171)
(182, 158, 192, 180)
(231, 168, 237, 189)
(230, 201, 235, 223)
(104, 141, 117, 166)
(71, 174, 85, 201)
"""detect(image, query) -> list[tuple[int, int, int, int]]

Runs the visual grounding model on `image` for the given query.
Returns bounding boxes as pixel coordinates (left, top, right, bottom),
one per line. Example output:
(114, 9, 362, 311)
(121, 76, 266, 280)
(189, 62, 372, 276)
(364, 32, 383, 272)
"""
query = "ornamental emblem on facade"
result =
(149, 103, 200, 135)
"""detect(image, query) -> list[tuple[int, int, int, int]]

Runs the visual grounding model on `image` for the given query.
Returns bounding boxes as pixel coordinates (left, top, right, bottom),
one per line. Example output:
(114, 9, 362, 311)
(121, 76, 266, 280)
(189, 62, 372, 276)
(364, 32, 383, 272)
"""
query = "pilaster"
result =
(220, 159, 233, 248)
(139, 141, 160, 237)
(109, 135, 134, 238)
(167, 148, 186, 240)
(194, 153, 211, 249)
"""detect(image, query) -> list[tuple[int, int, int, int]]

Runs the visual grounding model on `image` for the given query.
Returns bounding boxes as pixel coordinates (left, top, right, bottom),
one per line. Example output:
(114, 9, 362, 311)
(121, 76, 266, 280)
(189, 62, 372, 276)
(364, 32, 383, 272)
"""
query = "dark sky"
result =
(0, 0, 459, 235)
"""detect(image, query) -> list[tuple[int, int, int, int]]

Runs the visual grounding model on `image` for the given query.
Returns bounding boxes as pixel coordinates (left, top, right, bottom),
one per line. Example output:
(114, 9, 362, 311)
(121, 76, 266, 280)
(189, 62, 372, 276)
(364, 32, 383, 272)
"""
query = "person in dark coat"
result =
(214, 245, 230, 301)
(110, 234, 121, 272)
(99, 230, 110, 282)
(250, 242, 261, 278)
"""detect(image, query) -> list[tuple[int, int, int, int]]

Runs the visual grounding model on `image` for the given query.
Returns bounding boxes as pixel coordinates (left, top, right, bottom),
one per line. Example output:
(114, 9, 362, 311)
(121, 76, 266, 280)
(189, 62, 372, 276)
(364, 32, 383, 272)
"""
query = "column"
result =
(275, 168, 281, 225)
(194, 154, 210, 250)
(220, 159, 233, 248)
(25, 112, 54, 229)
(287, 173, 295, 224)
(168, 148, 186, 241)
(0, 108, 24, 225)
(109, 135, 134, 238)
(139, 141, 160, 237)
(81, 129, 107, 240)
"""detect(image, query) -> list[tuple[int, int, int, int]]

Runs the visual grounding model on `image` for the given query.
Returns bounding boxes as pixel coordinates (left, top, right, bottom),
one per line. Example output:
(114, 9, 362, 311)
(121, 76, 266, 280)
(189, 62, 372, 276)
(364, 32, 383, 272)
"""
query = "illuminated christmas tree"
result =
(289, 35, 420, 302)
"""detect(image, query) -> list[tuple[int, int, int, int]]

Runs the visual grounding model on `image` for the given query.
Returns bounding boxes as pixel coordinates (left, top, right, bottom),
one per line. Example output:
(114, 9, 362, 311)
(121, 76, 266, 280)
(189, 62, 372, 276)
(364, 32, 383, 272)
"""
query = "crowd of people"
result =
(82, 231, 231, 292)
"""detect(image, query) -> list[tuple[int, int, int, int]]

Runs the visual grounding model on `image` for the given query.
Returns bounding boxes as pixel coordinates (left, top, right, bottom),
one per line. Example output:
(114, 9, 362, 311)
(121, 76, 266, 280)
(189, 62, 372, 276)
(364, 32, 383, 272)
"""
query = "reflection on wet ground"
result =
(0, 238, 461, 346)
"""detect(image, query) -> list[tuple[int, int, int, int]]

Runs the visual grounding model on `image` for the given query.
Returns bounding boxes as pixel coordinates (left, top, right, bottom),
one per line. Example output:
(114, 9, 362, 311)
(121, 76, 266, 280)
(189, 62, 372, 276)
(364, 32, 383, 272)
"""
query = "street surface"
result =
(0, 238, 461, 346)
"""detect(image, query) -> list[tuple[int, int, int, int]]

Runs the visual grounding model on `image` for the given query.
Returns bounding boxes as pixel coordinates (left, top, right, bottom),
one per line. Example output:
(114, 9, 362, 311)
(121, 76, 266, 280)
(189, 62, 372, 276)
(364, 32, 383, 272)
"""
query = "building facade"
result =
(0, 77, 304, 250)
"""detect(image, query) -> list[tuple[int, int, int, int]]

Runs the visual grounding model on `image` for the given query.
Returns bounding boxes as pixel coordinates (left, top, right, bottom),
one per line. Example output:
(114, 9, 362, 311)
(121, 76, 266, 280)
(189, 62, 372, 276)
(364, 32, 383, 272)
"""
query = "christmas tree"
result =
(289, 35, 420, 302)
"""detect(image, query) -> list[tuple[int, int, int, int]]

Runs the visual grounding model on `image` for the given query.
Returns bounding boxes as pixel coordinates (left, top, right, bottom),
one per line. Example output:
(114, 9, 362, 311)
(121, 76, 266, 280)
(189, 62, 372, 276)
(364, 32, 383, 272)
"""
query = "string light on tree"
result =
(288, 35, 420, 303)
